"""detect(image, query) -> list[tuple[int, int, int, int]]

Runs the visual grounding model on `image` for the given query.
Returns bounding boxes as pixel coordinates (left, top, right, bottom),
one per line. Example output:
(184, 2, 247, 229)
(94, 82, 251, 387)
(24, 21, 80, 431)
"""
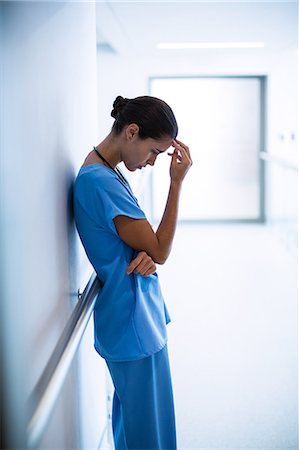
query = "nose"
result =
(147, 154, 157, 166)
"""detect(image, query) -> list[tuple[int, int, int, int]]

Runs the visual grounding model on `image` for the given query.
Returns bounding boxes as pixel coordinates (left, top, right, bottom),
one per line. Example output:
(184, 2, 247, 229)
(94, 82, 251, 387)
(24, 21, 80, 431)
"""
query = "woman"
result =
(73, 95, 192, 450)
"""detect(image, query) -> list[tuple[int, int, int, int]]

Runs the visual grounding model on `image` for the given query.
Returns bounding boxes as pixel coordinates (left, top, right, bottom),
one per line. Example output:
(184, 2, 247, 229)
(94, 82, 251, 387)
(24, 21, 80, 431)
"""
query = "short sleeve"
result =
(96, 178, 146, 234)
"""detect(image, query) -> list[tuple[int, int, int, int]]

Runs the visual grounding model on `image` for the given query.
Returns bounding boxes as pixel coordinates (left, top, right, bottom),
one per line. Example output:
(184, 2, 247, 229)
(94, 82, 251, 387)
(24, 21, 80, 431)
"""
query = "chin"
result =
(126, 163, 138, 172)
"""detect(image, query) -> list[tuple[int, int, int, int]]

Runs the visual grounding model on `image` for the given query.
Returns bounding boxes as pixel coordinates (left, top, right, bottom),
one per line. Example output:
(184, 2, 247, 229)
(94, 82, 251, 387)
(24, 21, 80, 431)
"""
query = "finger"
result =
(170, 149, 181, 166)
(173, 138, 188, 150)
(128, 251, 156, 275)
(173, 139, 191, 158)
(168, 151, 182, 161)
(142, 267, 156, 277)
(143, 266, 156, 277)
(140, 262, 156, 276)
(170, 148, 179, 159)
(133, 258, 150, 274)
(135, 260, 156, 276)
(127, 252, 144, 274)
(172, 140, 188, 156)
(127, 260, 138, 274)
(135, 254, 156, 274)
(175, 145, 191, 164)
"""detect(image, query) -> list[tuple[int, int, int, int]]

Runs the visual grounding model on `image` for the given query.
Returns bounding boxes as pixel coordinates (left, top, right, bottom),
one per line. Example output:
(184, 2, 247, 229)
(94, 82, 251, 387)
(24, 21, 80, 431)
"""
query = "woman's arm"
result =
(114, 139, 192, 264)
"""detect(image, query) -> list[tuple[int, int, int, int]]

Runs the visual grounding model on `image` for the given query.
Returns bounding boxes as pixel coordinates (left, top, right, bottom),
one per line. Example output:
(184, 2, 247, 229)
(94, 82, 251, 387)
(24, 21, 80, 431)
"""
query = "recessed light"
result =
(157, 42, 265, 49)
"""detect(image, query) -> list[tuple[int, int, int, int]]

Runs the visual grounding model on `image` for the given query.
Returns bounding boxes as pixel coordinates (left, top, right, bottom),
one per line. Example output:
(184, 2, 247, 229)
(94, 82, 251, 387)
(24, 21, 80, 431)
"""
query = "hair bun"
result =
(111, 96, 130, 119)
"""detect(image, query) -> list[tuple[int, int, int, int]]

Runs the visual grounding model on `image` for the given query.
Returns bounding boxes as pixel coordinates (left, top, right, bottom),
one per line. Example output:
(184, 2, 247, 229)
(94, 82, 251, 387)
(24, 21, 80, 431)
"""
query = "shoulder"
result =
(75, 165, 117, 191)
(75, 166, 136, 207)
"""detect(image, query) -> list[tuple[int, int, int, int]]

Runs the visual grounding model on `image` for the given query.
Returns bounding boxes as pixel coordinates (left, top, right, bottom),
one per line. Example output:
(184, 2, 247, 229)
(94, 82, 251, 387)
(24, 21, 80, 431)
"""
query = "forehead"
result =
(153, 136, 173, 151)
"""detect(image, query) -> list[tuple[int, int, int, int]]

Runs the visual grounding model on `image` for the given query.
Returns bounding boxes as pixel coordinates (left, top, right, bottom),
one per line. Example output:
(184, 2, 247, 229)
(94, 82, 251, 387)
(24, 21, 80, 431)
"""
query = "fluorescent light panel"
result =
(157, 42, 265, 49)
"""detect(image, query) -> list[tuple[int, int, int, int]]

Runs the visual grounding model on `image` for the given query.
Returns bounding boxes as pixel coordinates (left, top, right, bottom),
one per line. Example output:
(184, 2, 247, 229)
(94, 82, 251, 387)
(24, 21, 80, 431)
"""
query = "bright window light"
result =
(157, 42, 265, 49)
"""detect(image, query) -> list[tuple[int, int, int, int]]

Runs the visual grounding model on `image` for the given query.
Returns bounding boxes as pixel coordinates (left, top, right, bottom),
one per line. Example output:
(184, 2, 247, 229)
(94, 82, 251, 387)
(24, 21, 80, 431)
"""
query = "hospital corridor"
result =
(1, 1, 298, 450)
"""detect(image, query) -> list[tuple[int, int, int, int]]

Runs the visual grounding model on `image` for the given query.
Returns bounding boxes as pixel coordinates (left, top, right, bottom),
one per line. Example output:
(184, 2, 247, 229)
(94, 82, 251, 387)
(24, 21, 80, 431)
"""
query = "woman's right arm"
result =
(114, 139, 192, 264)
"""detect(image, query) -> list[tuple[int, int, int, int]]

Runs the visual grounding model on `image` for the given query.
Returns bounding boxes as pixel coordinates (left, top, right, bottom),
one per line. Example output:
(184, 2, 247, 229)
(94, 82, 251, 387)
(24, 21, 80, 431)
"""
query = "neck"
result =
(94, 132, 122, 168)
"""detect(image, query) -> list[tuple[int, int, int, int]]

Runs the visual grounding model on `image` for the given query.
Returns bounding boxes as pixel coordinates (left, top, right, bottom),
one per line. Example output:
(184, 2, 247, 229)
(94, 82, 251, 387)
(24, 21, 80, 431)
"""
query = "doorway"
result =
(150, 76, 266, 223)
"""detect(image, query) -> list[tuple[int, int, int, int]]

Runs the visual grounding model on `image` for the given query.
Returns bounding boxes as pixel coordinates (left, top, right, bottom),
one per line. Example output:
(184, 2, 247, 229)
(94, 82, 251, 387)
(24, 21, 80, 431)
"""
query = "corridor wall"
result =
(0, 2, 102, 448)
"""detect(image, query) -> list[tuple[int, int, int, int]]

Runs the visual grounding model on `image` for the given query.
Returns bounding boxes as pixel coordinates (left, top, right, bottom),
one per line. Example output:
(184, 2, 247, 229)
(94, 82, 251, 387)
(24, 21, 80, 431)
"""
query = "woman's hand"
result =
(127, 251, 157, 277)
(168, 139, 192, 184)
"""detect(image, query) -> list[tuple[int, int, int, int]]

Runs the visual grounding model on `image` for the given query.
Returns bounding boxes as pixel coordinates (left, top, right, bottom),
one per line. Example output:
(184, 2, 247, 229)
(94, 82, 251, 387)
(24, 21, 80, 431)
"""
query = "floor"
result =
(102, 223, 298, 450)
(159, 223, 298, 450)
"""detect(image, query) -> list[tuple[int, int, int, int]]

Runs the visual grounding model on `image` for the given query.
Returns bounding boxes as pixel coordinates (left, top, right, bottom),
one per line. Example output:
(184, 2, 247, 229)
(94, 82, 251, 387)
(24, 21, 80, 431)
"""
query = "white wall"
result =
(1, 2, 106, 448)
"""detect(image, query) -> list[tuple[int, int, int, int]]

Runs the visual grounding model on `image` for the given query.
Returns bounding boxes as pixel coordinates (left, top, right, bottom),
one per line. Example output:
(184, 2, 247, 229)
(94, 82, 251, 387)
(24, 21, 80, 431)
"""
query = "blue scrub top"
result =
(73, 163, 171, 362)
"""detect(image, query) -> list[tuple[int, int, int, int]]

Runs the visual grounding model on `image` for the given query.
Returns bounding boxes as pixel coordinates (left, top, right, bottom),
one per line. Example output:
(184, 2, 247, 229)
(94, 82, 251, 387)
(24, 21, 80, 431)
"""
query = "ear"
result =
(125, 123, 139, 141)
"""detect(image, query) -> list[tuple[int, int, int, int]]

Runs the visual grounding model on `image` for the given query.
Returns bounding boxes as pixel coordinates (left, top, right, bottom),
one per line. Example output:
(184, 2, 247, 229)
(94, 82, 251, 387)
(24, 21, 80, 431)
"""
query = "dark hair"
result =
(111, 95, 178, 140)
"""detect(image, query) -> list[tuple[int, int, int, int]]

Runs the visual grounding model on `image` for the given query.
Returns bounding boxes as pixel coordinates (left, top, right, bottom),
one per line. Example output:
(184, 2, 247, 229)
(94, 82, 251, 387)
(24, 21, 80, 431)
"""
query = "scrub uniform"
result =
(73, 163, 176, 450)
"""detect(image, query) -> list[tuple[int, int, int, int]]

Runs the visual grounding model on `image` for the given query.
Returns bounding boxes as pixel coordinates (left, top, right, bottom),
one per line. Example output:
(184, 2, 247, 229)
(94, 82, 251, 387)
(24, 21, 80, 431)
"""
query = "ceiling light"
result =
(157, 42, 265, 49)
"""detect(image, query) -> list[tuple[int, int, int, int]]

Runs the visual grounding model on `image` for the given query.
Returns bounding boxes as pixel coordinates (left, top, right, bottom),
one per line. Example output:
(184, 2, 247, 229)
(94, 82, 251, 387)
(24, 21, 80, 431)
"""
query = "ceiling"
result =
(95, 1, 298, 57)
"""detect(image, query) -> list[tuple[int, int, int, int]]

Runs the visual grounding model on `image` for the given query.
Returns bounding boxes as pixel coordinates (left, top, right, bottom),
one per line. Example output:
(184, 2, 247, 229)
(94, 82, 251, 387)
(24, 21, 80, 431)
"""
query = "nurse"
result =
(73, 95, 192, 450)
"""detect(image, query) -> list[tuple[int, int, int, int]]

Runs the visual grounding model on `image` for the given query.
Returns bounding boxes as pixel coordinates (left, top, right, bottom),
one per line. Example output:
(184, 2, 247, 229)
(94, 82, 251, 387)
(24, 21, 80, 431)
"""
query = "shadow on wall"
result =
(3, 1, 64, 47)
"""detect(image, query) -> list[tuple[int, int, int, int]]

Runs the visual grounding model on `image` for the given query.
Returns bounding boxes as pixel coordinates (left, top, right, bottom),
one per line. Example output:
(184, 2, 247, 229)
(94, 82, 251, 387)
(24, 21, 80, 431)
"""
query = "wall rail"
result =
(260, 151, 298, 172)
(27, 272, 102, 449)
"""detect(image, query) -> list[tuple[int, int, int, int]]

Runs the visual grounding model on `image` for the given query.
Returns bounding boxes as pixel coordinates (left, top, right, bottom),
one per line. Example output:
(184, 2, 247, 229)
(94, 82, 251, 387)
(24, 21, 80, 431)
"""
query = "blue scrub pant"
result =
(106, 344, 177, 450)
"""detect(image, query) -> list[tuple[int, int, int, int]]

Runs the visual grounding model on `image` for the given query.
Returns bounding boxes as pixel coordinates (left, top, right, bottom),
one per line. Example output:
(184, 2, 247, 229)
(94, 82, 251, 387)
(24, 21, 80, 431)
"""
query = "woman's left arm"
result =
(127, 251, 156, 277)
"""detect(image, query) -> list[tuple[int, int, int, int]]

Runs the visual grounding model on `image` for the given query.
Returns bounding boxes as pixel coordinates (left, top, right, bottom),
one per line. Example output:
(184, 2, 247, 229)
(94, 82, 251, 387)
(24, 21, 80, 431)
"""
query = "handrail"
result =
(260, 151, 298, 172)
(27, 272, 102, 449)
